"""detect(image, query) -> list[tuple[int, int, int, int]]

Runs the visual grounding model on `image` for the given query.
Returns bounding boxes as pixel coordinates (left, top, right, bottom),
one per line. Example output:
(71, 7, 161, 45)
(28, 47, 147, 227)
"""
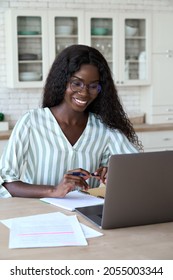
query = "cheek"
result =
(64, 87, 73, 99)
(65, 84, 71, 94)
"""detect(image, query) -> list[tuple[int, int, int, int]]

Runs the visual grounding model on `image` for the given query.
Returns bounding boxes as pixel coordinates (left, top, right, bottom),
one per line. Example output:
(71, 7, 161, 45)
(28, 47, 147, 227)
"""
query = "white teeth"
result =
(74, 98, 87, 104)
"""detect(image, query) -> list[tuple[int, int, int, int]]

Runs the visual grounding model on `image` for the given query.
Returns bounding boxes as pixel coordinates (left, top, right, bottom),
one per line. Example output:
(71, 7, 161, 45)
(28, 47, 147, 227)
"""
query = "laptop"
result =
(75, 151, 173, 229)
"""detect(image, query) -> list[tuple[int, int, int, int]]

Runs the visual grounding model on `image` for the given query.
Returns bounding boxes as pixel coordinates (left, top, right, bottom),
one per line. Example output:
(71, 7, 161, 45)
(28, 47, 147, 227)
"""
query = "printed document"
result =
(9, 213, 87, 249)
(1, 212, 103, 249)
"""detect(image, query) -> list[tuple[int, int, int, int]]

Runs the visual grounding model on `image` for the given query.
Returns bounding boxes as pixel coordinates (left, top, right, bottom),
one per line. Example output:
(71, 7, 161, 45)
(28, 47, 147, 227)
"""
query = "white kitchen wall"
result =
(0, 0, 172, 128)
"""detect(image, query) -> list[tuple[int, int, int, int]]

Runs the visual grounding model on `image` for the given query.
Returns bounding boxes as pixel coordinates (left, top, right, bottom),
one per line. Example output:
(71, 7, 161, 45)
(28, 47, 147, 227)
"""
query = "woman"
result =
(0, 44, 142, 198)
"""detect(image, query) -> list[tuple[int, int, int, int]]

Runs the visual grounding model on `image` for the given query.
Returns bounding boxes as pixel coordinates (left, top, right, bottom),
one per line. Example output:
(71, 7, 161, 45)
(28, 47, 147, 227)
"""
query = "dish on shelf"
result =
(18, 31, 39, 35)
(19, 53, 38, 60)
(19, 71, 42, 81)
(125, 25, 138, 36)
(56, 25, 73, 35)
(91, 27, 108, 35)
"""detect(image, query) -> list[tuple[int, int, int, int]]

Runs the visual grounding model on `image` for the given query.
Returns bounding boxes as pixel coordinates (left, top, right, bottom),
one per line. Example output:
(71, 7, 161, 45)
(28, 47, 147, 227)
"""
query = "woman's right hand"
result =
(3, 168, 91, 198)
(51, 169, 90, 198)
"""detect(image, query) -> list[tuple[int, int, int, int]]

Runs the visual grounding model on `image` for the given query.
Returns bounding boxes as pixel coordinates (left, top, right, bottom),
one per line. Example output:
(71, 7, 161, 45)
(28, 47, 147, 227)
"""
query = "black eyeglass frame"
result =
(69, 78, 102, 94)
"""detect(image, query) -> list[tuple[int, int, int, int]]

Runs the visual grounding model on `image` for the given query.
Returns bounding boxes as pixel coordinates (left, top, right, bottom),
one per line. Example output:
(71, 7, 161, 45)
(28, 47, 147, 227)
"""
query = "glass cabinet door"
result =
(6, 10, 48, 88)
(121, 14, 151, 85)
(17, 16, 43, 82)
(48, 11, 84, 66)
(85, 13, 116, 76)
(90, 17, 113, 73)
(55, 17, 79, 56)
(85, 12, 151, 86)
(124, 18, 146, 81)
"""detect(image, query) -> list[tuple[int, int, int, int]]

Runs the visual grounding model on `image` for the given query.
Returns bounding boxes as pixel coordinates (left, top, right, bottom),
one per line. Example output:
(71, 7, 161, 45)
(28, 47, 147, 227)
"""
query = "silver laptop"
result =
(75, 151, 173, 229)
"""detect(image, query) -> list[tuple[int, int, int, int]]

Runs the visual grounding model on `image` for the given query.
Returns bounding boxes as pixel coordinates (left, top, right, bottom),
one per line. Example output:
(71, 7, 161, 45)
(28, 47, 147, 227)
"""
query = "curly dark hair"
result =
(42, 44, 142, 151)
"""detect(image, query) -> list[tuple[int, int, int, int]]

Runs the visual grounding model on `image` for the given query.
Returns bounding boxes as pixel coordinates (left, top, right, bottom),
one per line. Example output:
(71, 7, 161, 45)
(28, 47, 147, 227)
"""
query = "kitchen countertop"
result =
(0, 123, 173, 141)
(0, 130, 12, 140)
(134, 123, 173, 132)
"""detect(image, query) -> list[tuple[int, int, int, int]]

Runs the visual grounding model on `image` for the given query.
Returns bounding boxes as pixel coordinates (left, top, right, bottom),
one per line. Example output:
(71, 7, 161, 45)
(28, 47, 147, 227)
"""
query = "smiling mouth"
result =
(73, 97, 88, 105)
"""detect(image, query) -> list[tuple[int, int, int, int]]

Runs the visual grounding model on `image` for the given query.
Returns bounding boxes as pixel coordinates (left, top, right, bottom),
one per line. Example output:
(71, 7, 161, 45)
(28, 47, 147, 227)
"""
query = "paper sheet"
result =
(80, 223, 103, 238)
(40, 190, 104, 211)
(86, 185, 106, 198)
(1, 212, 103, 244)
(9, 213, 87, 249)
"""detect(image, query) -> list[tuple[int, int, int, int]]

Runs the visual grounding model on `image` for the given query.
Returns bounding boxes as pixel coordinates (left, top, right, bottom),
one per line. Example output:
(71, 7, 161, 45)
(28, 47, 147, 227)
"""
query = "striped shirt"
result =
(0, 108, 138, 198)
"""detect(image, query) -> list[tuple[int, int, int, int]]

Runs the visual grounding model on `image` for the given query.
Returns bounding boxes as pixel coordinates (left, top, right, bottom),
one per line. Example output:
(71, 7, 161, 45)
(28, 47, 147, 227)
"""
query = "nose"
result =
(78, 85, 89, 94)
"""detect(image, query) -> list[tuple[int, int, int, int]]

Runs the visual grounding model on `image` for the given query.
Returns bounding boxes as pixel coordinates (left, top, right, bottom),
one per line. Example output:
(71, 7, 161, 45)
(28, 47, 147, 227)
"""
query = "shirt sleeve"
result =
(100, 129, 139, 166)
(0, 176, 11, 197)
(0, 112, 31, 197)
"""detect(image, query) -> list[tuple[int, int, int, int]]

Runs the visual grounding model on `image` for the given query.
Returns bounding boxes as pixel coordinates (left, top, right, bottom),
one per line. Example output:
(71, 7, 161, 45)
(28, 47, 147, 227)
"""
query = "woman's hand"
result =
(92, 166, 107, 184)
(3, 167, 106, 198)
(50, 168, 91, 198)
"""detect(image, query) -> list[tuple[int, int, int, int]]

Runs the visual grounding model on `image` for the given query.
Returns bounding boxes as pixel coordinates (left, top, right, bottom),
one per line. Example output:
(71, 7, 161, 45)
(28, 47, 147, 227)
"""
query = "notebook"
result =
(75, 151, 173, 229)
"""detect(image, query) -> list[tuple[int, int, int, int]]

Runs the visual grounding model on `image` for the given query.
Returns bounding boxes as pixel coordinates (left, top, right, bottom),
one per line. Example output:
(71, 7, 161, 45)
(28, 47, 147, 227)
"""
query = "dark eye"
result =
(71, 80, 82, 87)
(89, 83, 99, 90)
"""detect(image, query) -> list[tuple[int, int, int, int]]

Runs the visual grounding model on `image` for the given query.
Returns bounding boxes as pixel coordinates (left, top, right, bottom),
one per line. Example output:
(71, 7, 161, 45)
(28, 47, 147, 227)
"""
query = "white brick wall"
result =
(0, 0, 172, 128)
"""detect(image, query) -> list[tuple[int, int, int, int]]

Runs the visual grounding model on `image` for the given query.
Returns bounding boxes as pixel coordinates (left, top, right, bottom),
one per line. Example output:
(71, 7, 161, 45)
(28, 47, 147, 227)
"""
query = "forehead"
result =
(72, 64, 99, 82)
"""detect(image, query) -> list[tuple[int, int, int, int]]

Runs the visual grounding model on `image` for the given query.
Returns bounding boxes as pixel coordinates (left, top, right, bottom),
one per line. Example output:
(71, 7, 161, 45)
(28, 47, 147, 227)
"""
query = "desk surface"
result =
(0, 197, 173, 260)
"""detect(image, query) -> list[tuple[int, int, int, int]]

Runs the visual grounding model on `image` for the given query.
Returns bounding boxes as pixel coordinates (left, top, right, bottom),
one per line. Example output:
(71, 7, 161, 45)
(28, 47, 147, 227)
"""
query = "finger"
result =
(91, 173, 101, 181)
(76, 178, 89, 190)
(64, 174, 89, 190)
(92, 167, 107, 180)
(67, 168, 91, 177)
(100, 167, 107, 183)
(81, 183, 89, 191)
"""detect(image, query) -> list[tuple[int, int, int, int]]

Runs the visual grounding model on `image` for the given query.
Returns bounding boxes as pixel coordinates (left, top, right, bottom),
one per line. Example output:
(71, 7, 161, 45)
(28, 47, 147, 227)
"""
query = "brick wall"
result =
(0, 0, 172, 128)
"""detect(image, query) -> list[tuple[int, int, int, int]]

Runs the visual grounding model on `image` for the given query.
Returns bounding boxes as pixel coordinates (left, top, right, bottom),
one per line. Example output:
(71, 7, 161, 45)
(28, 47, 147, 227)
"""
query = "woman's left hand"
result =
(92, 166, 107, 184)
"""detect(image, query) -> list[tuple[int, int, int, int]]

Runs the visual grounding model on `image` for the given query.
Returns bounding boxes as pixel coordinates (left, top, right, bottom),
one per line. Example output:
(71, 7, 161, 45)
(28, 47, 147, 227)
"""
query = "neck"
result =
(50, 106, 89, 125)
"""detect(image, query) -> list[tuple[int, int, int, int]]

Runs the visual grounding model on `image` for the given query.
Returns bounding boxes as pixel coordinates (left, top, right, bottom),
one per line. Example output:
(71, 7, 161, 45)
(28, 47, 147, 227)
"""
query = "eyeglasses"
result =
(69, 79, 101, 94)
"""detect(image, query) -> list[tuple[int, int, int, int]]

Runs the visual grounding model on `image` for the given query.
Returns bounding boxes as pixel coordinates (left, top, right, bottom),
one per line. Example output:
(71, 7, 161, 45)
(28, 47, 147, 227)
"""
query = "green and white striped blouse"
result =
(0, 108, 138, 198)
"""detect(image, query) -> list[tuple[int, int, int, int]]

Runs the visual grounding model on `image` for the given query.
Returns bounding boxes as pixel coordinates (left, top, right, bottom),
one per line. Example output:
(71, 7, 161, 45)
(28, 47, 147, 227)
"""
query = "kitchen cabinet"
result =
(151, 54, 173, 123)
(6, 9, 151, 88)
(137, 131, 173, 152)
(152, 13, 173, 53)
(5, 9, 84, 88)
(5, 10, 49, 88)
(85, 12, 151, 86)
(143, 13, 173, 124)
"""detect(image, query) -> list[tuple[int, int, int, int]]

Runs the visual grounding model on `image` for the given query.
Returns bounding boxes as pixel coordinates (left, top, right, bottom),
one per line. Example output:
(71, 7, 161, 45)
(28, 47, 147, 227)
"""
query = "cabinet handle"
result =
(166, 50, 173, 58)
(166, 108, 173, 112)
(155, 50, 173, 57)
(163, 138, 172, 141)
(116, 81, 125, 84)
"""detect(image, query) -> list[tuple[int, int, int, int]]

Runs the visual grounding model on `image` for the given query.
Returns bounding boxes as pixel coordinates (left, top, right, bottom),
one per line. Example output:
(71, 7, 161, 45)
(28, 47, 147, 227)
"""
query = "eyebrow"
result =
(72, 75, 99, 83)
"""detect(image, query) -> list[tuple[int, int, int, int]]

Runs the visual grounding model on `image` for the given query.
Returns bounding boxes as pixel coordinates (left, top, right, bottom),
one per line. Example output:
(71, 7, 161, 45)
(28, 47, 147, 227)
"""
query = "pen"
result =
(91, 173, 99, 177)
(67, 172, 99, 177)
(67, 172, 86, 176)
